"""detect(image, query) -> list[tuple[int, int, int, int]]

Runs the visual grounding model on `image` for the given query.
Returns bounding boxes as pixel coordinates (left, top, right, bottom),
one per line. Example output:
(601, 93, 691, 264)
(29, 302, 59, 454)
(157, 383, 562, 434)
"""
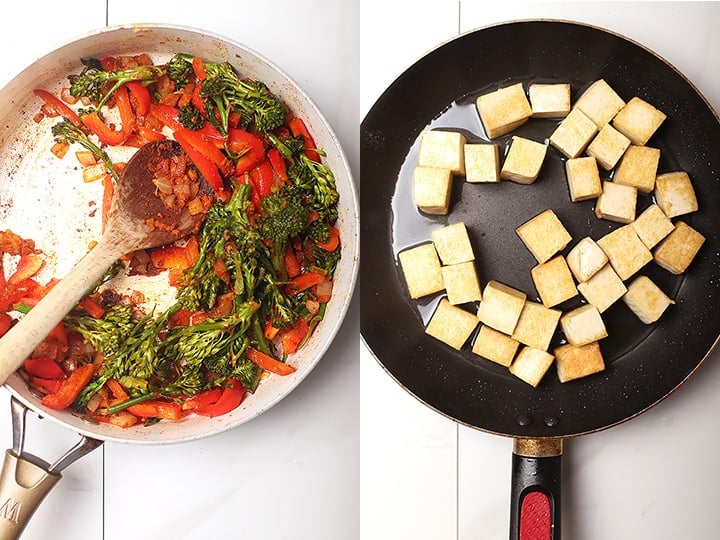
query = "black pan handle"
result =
(510, 438, 563, 540)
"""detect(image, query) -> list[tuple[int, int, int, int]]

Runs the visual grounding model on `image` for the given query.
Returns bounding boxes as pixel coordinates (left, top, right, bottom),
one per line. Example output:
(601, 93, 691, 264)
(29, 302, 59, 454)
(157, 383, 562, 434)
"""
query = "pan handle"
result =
(0, 397, 102, 540)
(510, 438, 563, 540)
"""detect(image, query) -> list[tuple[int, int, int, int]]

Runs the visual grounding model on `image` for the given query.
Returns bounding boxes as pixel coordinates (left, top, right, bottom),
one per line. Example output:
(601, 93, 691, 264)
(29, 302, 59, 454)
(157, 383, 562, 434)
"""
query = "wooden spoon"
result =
(0, 139, 210, 385)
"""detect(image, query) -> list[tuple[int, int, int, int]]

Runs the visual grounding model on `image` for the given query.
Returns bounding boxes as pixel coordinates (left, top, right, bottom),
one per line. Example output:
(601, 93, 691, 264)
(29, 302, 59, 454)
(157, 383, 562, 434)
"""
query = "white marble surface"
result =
(360, 2, 720, 540)
(0, 1, 359, 538)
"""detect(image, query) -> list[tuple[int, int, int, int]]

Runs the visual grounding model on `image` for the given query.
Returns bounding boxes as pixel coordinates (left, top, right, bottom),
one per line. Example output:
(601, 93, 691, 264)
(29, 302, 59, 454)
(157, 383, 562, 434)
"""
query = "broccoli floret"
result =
(68, 59, 164, 109)
(307, 221, 331, 244)
(178, 103, 205, 130)
(51, 120, 118, 180)
(166, 53, 194, 87)
(259, 188, 309, 245)
(200, 60, 287, 136)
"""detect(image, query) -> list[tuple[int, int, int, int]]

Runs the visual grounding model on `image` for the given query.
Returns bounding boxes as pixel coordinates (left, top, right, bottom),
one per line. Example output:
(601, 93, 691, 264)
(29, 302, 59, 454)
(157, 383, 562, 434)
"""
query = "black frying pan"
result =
(360, 20, 720, 538)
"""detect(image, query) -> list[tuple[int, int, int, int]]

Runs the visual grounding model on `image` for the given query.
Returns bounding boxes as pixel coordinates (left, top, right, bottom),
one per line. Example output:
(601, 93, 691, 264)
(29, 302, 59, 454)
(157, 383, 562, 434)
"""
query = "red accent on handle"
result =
(519, 491, 552, 540)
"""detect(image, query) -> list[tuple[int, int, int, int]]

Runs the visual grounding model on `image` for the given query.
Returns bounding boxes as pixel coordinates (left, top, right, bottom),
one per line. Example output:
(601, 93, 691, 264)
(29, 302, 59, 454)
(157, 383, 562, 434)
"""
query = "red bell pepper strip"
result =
(246, 347, 296, 376)
(80, 85, 135, 146)
(107, 379, 129, 400)
(78, 297, 105, 319)
(191, 57, 207, 81)
(33, 89, 85, 130)
(267, 148, 288, 183)
(8, 253, 44, 285)
(174, 130, 228, 200)
(193, 379, 246, 418)
(286, 272, 326, 295)
(228, 128, 265, 174)
(289, 117, 320, 162)
(182, 387, 223, 411)
(174, 128, 232, 175)
(281, 318, 309, 355)
(191, 83, 208, 120)
(127, 400, 182, 421)
(100, 56, 116, 71)
(249, 160, 274, 200)
(315, 225, 340, 251)
(149, 103, 184, 131)
(23, 357, 66, 379)
(0, 312, 11, 338)
(126, 81, 151, 116)
(31, 377, 63, 395)
(284, 244, 301, 278)
(41, 363, 95, 410)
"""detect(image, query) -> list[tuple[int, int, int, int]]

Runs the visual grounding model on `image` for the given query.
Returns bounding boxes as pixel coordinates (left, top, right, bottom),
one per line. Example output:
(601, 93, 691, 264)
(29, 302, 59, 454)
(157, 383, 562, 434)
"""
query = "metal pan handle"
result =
(0, 397, 102, 540)
(510, 438, 563, 540)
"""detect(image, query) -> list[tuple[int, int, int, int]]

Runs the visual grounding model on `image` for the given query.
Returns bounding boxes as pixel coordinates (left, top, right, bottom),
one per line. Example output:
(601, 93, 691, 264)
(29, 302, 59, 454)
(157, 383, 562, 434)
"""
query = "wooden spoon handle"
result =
(0, 238, 124, 385)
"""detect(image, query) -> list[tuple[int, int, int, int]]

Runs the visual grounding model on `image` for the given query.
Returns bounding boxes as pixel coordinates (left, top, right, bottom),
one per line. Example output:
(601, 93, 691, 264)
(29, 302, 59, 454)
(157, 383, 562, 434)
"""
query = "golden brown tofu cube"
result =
(476, 280, 527, 335)
(596, 224, 653, 281)
(475, 83, 532, 139)
(613, 145, 660, 193)
(594, 181, 637, 224)
(472, 325, 520, 367)
(442, 262, 482, 305)
(555, 342, 605, 383)
(509, 346, 555, 387)
(565, 156, 602, 202)
(566, 237, 608, 282)
(560, 305, 608, 346)
(529, 83, 571, 118)
(573, 79, 626, 126)
(515, 209, 572, 264)
(631, 204, 675, 249)
(531, 255, 578, 308)
(500, 136, 548, 184)
(418, 130, 466, 174)
(577, 264, 627, 313)
(412, 166, 453, 215)
(398, 243, 445, 299)
(585, 123, 631, 170)
(425, 298, 479, 350)
(464, 143, 500, 183)
(653, 221, 706, 274)
(431, 222, 474, 265)
(612, 96, 667, 145)
(511, 301, 561, 351)
(623, 275, 674, 324)
(549, 108, 598, 159)
(654, 171, 699, 218)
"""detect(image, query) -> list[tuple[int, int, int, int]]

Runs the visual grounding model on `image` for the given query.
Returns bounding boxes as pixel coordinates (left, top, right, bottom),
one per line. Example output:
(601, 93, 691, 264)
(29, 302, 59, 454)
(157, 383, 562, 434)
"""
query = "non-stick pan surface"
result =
(361, 20, 720, 439)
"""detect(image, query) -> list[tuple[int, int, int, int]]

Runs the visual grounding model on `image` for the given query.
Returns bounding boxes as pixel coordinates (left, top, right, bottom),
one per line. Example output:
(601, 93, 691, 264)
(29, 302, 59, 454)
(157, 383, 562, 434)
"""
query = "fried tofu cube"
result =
(653, 221, 706, 274)
(566, 237, 608, 282)
(585, 123, 631, 170)
(412, 166, 453, 215)
(500, 136, 548, 184)
(476, 280, 527, 335)
(654, 171, 699, 218)
(464, 143, 500, 183)
(577, 264, 627, 313)
(554, 342, 605, 383)
(612, 96, 667, 145)
(623, 275, 674, 324)
(573, 79, 626, 127)
(398, 243, 445, 299)
(549, 108, 598, 159)
(613, 145, 660, 193)
(531, 255, 578, 308)
(515, 209, 572, 264)
(510, 346, 555, 387)
(441, 262, 482, 305)
(560, 305, 608, 346)
(425, 298, 479, 350)
(475, 83, 532, 139)
(511, 301, 561, 351)
(431, 222, 474, 265)
(529, 83, 571, 118)
(596, 225, 653, 280)
(417, 130, 466, 175)
(594, 181, 637, 224)
(472, 325, 520, 367)
(631, 204, 674, 249)
(565, 156, 602, 202)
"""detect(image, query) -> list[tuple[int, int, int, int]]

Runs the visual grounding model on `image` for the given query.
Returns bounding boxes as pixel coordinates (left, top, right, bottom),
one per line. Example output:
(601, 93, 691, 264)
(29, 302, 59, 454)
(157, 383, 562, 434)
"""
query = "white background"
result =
(360, 2, 720, 540)
(0, 1, 358, 539)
